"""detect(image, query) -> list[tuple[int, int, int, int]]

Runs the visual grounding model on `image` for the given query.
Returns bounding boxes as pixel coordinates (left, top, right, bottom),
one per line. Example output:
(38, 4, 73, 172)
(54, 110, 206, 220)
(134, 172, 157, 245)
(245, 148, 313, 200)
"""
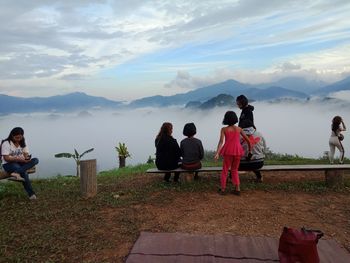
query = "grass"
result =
(1, 159, 350, 262)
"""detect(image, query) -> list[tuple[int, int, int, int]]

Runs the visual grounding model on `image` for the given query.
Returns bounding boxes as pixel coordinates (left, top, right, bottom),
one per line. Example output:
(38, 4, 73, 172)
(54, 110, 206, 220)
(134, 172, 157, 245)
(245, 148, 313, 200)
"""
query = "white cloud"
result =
(0, 0, 350, 98)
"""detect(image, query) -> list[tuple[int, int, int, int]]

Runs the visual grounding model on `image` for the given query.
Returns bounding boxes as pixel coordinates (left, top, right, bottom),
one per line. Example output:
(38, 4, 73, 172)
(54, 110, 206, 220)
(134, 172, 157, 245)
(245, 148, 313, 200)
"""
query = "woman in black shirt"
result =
(155, 122, 181, 182)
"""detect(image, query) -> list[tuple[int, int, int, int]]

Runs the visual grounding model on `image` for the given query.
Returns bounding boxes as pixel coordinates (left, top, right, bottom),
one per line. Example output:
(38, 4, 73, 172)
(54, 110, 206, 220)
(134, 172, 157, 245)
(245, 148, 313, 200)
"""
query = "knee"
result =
(32, 158, 39, 165)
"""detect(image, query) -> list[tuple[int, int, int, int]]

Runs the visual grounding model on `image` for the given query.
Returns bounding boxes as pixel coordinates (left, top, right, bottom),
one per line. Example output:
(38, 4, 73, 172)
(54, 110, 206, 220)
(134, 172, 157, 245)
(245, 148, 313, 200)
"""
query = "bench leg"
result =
(325, 170, 344, 187)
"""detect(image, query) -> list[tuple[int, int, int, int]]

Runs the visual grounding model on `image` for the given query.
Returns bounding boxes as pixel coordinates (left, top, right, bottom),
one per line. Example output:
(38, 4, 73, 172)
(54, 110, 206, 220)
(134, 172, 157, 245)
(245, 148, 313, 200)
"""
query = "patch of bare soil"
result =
(94, 171, 350, 262)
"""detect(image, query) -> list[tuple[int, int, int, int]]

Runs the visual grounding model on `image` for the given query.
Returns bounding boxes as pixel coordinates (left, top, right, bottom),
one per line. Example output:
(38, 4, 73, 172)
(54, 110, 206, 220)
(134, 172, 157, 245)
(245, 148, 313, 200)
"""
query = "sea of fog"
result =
(1, 100, 349, 178)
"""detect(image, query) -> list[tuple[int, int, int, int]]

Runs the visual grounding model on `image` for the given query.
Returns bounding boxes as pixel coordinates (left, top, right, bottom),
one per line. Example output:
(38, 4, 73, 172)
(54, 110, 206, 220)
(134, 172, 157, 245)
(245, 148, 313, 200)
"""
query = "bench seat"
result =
(146, 164, 350, 173)
(146, 164, 350, 187)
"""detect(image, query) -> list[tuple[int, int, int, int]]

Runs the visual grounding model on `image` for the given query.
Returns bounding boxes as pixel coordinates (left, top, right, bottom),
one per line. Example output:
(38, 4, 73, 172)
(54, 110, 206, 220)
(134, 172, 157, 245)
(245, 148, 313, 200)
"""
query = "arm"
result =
(198, 140, 204, 160)
(341, 120, 346, 131)
(240, 129, 252, 153)
(214, 128, 225, 160)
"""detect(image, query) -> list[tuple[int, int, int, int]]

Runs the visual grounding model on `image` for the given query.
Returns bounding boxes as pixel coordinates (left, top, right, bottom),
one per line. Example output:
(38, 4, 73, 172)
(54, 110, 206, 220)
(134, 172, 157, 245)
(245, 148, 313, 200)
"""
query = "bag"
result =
(278, 227, 323, 263)
(338, 134, 344, 141)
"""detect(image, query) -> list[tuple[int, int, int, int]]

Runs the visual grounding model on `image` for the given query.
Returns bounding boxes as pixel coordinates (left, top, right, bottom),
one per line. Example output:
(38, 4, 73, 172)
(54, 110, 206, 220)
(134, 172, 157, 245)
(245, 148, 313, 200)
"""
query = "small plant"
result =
(54, 148, 94, 177)
(115, 142, 131, 168)
(146, 155, 154, 164)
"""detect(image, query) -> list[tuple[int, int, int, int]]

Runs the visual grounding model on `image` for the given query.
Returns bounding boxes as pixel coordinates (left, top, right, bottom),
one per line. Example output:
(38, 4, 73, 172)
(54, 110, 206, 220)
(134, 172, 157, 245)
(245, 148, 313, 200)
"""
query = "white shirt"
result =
(1, 140, 29, 164)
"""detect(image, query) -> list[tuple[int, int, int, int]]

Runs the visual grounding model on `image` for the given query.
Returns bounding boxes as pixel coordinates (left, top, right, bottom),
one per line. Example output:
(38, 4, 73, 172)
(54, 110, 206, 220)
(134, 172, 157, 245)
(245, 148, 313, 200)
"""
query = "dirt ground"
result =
(90, 171, 350, 262)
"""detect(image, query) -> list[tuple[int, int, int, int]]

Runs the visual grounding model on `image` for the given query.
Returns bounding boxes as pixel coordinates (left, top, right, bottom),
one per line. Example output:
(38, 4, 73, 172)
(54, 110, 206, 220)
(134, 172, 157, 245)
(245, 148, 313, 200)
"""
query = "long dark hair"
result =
(5, 127, 26, 148)
(156, 122, 173, 140)
(332, 116, 342, 132)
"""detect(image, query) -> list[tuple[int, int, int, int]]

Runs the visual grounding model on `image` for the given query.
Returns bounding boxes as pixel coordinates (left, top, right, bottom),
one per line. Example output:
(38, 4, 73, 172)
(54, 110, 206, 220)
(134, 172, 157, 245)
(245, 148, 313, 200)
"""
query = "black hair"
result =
(236, 95, 248, 108)
(222, 111, 238, 126)
(183, 123, 197, 137)
(332, 116, 342, 132)
(5, 127, 26, 148)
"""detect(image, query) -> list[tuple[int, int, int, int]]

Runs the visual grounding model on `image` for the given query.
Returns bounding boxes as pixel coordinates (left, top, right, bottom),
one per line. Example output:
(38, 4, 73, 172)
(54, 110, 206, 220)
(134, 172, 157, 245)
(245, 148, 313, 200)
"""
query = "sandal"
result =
(9, 172, 25, 182)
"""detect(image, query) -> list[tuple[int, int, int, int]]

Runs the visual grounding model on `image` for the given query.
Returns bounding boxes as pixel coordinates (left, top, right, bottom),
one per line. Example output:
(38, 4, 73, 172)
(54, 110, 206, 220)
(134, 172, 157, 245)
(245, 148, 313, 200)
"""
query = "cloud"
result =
(1, 0, 350, 98)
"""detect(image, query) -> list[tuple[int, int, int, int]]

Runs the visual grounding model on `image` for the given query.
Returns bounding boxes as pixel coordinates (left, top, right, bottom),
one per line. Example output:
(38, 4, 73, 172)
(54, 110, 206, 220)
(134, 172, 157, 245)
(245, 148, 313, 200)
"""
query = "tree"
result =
(54, 148, 94, 177)
(115, 142, 131, 168)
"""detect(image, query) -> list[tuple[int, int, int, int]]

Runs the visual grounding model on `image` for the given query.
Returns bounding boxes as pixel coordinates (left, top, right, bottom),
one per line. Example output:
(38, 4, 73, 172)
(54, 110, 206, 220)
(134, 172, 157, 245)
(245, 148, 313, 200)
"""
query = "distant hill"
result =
(0, 92, 122, 115)
(194, 94, 236, 110)
(256, 77, 326, 94)
(129, 79, 309, 108)
(312, 76, 350, 95)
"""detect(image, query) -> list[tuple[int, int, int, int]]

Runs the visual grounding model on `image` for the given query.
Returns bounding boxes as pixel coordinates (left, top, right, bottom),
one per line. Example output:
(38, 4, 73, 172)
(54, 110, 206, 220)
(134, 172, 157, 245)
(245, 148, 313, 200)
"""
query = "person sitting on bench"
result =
(1, 127, 39, 200)
(239, 120, 266, 182)
(180, 123, 204, 180)
(155, 122, 181, 183)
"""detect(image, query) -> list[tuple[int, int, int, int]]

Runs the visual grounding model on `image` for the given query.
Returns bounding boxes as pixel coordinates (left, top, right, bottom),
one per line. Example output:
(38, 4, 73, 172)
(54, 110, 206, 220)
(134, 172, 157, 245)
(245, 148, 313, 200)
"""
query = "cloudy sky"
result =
(1, 0, 350, 101)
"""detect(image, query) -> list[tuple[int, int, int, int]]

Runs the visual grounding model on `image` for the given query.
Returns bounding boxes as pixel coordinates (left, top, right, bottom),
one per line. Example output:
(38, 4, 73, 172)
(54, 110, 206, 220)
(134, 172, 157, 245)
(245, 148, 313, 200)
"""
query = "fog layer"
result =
(1, 101, 349, 178)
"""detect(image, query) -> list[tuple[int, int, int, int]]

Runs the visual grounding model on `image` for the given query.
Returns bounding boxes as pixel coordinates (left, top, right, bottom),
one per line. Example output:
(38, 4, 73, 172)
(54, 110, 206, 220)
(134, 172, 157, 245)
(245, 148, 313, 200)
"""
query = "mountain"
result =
(312, 76, 350, 95)
(0, 92, 122, 115)
(189, 94, 236, 110)
(256, 77, 326, 94)
(129, 79, 309, 108)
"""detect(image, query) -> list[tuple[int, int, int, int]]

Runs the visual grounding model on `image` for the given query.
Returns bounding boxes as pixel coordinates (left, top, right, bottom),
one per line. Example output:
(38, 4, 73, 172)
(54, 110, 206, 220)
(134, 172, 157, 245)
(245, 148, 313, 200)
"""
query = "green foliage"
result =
(54, 148, 94, 176)
(115, 142, 131, 158)
(146, 155, 154, 164)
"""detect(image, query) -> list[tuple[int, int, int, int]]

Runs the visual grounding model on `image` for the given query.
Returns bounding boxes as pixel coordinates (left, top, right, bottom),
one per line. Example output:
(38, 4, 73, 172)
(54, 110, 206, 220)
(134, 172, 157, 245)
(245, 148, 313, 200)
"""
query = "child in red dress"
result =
(215, 111, 251, 195)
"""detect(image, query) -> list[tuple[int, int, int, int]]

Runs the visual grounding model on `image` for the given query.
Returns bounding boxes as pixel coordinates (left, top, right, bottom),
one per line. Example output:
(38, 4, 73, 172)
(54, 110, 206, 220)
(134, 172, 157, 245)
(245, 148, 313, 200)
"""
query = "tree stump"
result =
(80, 159, 97, 198)
(119, 156, 126, 168)
(325, 170, 344, 187)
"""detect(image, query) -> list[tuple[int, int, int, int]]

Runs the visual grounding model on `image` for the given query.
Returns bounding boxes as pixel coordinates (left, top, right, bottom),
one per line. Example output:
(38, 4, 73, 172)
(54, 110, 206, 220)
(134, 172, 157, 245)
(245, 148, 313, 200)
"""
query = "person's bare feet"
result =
(8, 172, 25, 182)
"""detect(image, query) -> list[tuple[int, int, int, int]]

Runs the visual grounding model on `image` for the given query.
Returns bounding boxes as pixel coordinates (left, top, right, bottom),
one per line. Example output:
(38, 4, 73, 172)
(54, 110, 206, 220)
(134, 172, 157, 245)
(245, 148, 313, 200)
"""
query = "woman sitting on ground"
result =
(1, 127, 39, 200)
(180, 123, 204, 180)
(155, 122, 181, 183)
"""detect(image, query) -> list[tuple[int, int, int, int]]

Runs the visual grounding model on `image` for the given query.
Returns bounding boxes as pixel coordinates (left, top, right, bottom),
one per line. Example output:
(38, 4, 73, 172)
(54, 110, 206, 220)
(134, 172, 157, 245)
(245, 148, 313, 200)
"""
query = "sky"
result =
(1, 0, 350, 101)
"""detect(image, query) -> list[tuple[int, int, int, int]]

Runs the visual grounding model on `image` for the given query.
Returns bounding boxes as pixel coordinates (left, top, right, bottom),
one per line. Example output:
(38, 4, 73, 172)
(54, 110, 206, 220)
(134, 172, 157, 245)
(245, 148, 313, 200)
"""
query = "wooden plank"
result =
(146, 164, 350, 173)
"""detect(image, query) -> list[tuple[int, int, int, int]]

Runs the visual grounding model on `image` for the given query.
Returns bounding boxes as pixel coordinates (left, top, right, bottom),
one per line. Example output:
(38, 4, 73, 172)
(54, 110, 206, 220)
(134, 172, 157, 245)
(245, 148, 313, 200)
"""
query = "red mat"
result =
(126, 232, 350, 263)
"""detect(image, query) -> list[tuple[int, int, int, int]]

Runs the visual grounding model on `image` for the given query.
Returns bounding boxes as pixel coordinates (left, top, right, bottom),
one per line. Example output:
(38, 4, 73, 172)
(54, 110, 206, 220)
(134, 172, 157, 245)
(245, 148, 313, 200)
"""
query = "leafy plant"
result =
(115, 143, 131, 168)
(115, 142, 131, 158)
(54, 148, 94, 177)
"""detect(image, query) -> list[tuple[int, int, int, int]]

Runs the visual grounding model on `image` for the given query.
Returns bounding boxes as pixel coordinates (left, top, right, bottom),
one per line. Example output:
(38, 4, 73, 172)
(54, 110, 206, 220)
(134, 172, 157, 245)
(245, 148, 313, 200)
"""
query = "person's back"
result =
(180, 137, 204, 164)
(155, 135, 181, 170)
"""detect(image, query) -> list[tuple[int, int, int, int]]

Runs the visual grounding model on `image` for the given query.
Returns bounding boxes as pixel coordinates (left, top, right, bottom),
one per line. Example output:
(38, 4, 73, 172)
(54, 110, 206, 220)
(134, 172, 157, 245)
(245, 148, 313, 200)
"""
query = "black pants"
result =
(164, 172, 180, 182)
(238, 161, 264, 179)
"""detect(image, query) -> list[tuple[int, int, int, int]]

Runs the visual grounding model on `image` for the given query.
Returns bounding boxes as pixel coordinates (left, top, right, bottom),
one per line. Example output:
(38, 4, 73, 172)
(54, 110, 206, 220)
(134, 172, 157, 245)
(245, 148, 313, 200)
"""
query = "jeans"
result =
(239, 160, 264, 179)
(3, 158, 39, 197)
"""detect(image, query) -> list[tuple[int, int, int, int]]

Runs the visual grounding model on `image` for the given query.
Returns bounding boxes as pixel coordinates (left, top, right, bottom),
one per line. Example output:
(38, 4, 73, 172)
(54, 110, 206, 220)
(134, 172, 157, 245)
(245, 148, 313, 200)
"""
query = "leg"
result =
(329, 140, 336, 164)
(163, 172, 171, 182)
(221, 155, 232, 191)
(173, 172, 180, 182)
(18, 158, 39, 173)
(335, 139, 345, 164)
(3, 162, 35, 197)
(230, 156, 241, 191)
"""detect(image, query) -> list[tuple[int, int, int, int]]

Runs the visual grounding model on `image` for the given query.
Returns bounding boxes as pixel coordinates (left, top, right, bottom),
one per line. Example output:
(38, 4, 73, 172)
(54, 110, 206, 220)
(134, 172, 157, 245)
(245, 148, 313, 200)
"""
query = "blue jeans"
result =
(3, 158, 39, 197)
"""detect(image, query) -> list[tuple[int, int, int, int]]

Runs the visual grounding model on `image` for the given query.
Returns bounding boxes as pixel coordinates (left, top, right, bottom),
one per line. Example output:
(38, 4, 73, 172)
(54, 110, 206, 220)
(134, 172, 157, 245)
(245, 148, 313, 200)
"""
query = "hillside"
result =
(0, 92, 122, 115)
(129, 79, 309, 108)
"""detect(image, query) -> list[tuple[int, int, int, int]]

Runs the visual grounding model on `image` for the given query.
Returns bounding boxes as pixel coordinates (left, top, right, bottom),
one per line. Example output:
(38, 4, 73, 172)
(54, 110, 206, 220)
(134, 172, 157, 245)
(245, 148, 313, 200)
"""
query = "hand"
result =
(247, 152, 253, 161)
(214, 153, 219, 160)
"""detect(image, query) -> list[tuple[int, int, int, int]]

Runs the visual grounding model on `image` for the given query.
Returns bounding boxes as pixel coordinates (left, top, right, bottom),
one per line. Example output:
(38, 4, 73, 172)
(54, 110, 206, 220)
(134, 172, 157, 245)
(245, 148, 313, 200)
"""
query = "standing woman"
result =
(1, 127, 39, 199)
(155, 122, 181, 182)
(329, 116, 346, 164)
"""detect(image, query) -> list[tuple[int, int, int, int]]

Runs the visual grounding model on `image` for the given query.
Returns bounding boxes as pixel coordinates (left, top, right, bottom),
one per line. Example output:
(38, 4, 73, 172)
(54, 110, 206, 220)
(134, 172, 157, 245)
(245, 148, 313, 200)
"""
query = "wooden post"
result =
(80, 159, 97, 198)
(325, 169, 344, 187)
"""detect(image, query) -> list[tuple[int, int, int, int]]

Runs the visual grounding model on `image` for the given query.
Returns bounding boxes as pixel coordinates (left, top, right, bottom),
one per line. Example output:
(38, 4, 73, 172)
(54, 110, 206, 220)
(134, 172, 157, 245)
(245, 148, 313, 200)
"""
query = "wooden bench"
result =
(146, 164, 350, 187)
(0, 167, 36, 180)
